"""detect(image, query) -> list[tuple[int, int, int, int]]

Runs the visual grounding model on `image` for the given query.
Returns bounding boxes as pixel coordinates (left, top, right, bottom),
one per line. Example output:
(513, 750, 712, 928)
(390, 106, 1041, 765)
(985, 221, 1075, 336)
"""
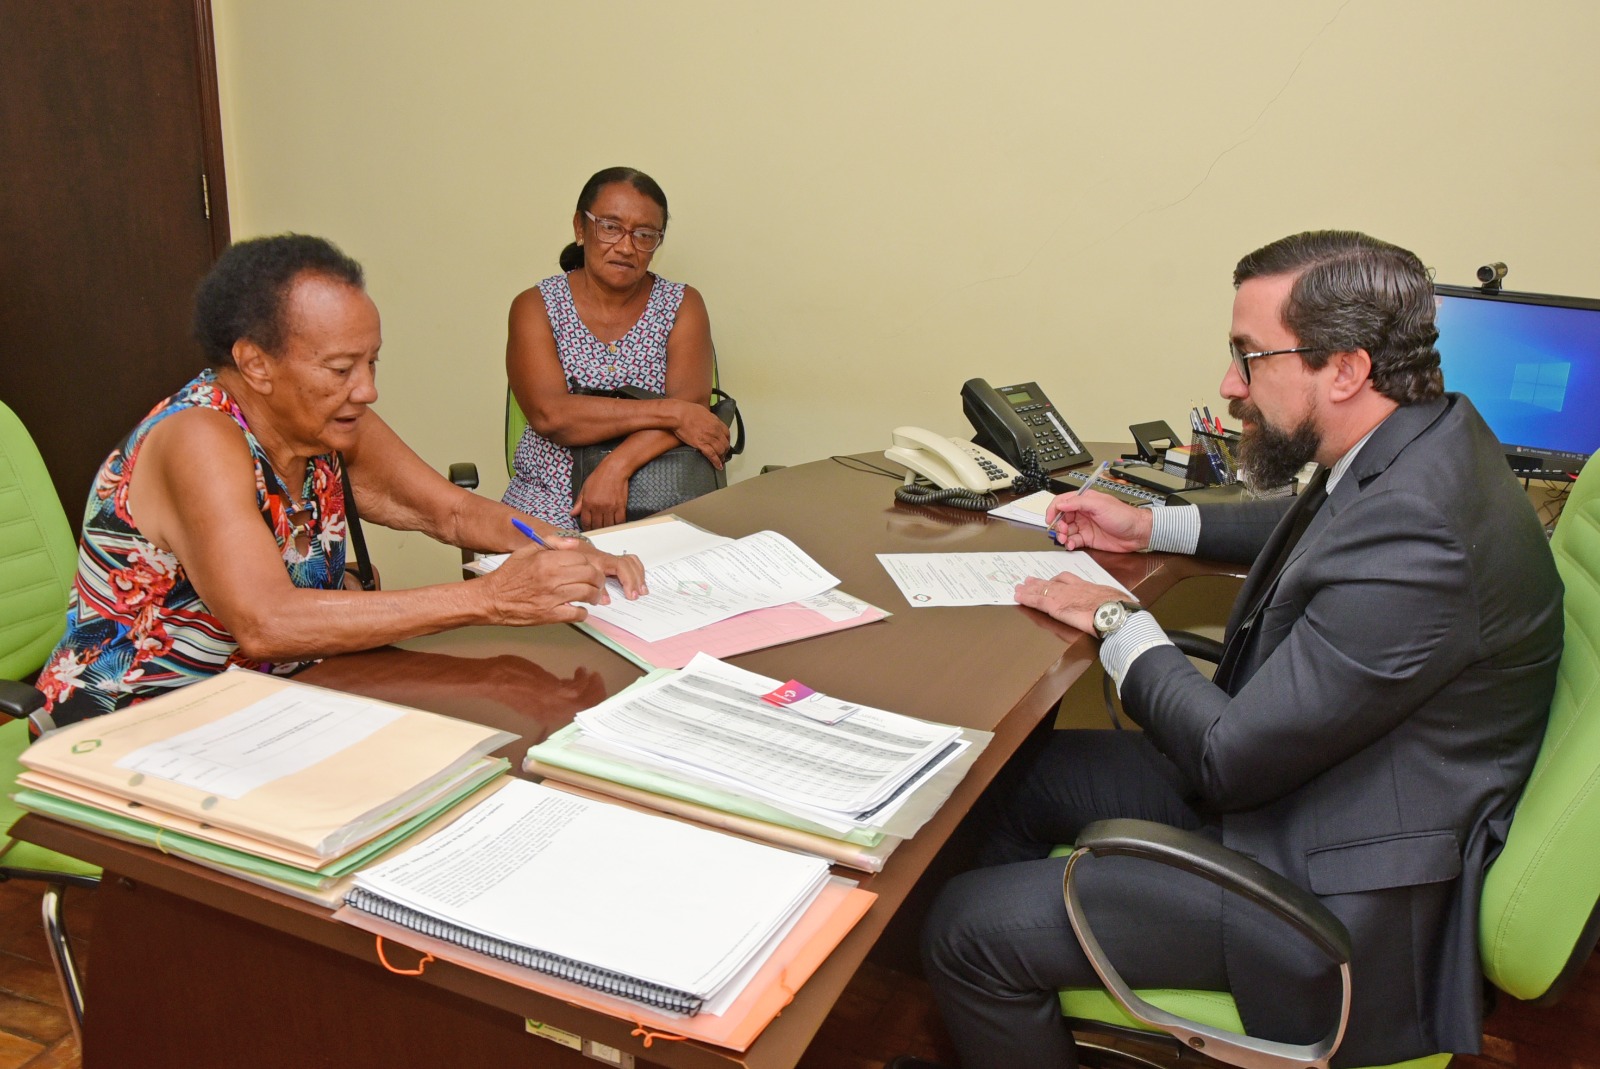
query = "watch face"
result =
(1094, 601, 1126, 635)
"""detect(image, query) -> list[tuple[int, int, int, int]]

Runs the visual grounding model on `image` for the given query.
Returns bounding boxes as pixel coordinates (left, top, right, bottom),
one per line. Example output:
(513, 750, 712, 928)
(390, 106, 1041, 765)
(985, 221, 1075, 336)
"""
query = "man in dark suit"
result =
(914, 231, 1564, 1069)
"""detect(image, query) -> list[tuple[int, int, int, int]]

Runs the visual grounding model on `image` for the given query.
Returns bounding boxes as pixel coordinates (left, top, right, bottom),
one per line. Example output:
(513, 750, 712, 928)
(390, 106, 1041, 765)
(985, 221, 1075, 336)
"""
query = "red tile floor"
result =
(0, 878, 86, 1069)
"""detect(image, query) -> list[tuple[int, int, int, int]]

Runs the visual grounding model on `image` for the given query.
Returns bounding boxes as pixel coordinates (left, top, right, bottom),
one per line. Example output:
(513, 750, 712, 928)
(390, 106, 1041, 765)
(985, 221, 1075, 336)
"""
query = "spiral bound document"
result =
(344, 886, 704, 1013)
(345, 779, 831, 1016)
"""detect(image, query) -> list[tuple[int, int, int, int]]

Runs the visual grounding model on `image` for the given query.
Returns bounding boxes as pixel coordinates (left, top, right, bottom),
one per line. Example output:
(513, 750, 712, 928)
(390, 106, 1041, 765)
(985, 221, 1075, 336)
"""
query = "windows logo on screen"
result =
(1510, 361, 1570, 412)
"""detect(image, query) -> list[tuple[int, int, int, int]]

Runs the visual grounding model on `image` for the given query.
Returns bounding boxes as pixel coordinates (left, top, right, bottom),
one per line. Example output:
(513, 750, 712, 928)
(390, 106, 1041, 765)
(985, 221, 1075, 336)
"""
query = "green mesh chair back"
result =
(1478, 461, 1600, 999)
(0, 400, 77, 680)
(0, 399, 97, 877)
(505, 391, 530, 478)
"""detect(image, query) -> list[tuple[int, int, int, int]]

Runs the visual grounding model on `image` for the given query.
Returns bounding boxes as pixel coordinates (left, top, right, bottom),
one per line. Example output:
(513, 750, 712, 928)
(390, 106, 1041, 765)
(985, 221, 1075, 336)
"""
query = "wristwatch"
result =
(1092, 599, 1144, 639)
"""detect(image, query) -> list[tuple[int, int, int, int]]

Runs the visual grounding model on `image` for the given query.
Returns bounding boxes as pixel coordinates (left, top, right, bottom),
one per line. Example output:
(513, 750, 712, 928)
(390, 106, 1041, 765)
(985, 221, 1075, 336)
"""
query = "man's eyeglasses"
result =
(1229, 342, 1316, 385)
(584, 211, 664, 252)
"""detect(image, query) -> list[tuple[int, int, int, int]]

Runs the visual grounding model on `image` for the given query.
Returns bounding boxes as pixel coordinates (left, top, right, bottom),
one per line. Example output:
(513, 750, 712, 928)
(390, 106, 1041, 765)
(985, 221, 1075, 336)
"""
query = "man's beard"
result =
(1229, 400, 1320, 490)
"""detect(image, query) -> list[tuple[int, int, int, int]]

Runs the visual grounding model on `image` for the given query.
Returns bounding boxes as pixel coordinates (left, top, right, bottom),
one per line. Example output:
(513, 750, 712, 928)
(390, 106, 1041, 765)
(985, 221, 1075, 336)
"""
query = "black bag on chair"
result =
(568, 384, 745, 523)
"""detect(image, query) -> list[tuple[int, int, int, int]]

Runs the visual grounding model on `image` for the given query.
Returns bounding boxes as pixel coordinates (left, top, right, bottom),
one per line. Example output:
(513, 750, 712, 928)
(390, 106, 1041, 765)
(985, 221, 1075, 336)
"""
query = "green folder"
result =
(14, 757, 509, 890)
(526, 724, 885, 848)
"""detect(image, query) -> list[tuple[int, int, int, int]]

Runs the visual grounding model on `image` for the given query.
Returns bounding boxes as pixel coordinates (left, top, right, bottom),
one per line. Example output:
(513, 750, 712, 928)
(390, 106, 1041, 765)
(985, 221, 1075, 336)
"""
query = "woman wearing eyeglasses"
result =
(501, 167, 729, 531)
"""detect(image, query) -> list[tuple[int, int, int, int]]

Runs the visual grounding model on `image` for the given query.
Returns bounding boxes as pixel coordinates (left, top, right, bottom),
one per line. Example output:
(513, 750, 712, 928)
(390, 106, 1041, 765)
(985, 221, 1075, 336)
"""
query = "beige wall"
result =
(212, 1, 1600, 589)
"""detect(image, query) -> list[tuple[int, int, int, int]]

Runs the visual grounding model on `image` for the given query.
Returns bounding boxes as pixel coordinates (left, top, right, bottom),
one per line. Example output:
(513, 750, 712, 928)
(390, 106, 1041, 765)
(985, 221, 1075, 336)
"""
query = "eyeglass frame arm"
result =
(1062, 817, 1353, 1069)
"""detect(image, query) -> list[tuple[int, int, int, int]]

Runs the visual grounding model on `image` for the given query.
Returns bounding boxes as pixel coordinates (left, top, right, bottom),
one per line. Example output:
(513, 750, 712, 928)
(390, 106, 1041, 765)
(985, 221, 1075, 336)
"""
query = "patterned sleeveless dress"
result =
(36, 369, 348, 725)
(501, 272, 684, 528)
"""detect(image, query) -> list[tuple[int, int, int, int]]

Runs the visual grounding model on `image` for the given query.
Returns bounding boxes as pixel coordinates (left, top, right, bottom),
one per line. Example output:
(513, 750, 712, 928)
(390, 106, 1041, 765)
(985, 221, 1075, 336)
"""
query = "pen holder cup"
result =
(1187, 430, 1242, 487)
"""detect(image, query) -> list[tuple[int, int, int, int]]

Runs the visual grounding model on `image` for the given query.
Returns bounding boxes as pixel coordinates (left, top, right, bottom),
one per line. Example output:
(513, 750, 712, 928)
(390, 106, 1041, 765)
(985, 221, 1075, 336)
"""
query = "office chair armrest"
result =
(0, 679, 45, 719)
(1063, 818, 1353, 1069)
(1071, 819, 1349, 961)
(1169, 629, 1225, 663)
(448, 462, 480, 491)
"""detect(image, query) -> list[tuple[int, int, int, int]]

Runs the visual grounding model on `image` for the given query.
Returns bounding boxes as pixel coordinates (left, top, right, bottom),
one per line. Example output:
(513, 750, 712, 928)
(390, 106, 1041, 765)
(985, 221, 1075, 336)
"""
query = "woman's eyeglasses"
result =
(584, 211, 664, 252)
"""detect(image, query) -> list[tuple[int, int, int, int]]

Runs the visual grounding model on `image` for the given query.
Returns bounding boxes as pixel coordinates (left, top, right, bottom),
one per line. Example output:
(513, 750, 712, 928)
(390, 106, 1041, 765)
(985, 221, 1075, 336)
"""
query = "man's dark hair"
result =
(193, 234, 365, 367)
(559, 167, 670, 272)
(1234, 230, 1443, 404)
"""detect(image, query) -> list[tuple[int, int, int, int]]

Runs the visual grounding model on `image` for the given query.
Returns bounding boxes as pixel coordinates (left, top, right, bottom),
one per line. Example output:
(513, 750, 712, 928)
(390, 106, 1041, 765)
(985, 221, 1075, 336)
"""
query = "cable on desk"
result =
(892, 479, 999, 512)
(1538, 480, 1573, 530)
(830, 455, 903, 479)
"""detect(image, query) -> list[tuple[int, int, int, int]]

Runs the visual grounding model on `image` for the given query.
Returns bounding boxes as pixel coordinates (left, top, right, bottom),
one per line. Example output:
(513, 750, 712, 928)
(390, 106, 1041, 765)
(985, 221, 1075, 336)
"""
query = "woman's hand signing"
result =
(1044, 490, 1153, 553)
(482, 543, 607, 626)
(672, 400, 730, 468)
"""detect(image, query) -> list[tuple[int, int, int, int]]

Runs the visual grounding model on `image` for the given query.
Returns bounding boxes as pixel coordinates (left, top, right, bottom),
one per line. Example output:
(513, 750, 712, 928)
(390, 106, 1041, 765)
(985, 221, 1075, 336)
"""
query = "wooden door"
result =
(0, 0, 229, 525)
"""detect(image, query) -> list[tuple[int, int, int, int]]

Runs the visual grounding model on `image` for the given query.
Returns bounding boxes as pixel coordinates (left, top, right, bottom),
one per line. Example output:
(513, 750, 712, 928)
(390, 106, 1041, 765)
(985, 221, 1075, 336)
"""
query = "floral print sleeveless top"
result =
(501, 272, 684, 528)
(37, 369, 348, 725)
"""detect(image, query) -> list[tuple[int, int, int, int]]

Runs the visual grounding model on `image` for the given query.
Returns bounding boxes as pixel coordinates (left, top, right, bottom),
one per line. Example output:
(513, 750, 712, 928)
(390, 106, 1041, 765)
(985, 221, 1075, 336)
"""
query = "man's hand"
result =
(672, 400, 730, 468)
(1014, 572, 1134, 634)
(1045, 489, 1153, 553)
(482, 543, 606, 625)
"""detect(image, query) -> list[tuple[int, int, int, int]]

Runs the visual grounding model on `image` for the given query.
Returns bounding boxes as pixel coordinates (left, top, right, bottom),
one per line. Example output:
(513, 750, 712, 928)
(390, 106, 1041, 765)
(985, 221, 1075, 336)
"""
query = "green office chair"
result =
(0, 398, 101, 1041)
(1055, 459, 1600, 1069)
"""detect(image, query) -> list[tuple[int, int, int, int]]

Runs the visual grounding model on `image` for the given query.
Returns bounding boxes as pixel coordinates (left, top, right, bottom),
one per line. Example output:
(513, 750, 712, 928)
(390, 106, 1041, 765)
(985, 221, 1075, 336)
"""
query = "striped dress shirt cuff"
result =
(1100, 610, 1172, 695)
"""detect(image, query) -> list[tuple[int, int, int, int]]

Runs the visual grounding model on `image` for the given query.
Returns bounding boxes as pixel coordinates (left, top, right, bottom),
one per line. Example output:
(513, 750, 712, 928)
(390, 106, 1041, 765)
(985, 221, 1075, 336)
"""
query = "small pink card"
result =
(762, 680, 816, 707)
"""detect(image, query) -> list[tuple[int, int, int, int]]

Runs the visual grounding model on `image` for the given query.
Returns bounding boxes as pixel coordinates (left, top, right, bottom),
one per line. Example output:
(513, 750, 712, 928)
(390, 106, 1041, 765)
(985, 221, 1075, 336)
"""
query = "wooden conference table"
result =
(16, 449, 1236, 1069)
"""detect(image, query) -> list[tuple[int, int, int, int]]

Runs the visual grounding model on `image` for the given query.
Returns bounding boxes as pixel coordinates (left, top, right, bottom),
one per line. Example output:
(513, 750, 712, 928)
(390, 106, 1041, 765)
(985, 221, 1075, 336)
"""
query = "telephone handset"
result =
(961, 377, 1091, 473)
(886, 426, 1020, 492)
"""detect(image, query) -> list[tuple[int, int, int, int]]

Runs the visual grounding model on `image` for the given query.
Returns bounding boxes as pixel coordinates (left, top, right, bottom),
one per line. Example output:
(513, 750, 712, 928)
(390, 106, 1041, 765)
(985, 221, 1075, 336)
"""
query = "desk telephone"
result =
(962, 377, 1091, 475)
(885, 379, 1091, 509)
(886, 427, 1020, 493)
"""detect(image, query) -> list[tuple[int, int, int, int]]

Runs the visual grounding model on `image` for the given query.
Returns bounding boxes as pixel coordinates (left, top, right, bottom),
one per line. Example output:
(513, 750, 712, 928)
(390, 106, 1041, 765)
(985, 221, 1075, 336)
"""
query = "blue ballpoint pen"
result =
(510, 518, 548, 547)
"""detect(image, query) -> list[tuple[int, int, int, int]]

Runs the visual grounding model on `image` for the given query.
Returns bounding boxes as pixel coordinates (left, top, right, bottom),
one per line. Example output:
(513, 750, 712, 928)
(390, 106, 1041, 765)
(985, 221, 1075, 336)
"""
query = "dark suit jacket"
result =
(1122, 394, 1563, 1066)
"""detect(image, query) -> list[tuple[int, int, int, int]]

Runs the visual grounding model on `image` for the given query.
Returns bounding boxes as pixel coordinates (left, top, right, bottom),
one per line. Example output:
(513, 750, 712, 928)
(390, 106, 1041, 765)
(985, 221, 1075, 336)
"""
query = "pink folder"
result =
(584, 595, 888, 669)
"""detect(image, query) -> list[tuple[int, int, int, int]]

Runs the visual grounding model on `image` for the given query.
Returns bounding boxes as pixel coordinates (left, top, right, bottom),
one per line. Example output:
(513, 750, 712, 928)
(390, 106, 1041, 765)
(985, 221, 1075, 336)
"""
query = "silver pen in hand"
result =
(1048, 461, 1110, 542)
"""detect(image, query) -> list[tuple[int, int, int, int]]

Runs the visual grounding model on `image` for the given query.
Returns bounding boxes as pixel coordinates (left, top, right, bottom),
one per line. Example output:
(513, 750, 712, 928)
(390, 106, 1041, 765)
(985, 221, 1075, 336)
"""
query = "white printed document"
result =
(582, 530, 840, 642)
(877, 550, 1132, 607)
(116, 688, 405, 799)
(573, 653, 964, 825)
(349, 779, 829, 1006)
(466, 516, 734, 577)
(584, 517, 734, 564)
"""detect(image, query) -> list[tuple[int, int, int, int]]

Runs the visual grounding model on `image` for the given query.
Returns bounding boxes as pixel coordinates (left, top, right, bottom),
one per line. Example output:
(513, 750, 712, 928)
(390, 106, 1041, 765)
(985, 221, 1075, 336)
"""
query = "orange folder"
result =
(334, 876, 875, 1052)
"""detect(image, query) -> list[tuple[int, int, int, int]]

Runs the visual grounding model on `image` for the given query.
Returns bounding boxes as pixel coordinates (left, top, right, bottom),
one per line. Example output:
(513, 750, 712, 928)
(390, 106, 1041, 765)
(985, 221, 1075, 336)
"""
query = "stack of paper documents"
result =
(525, 653, 990, 870)
(14, 670, 515, 904)
(474, 518, 890, 669)
(337, 778, 874, 1045)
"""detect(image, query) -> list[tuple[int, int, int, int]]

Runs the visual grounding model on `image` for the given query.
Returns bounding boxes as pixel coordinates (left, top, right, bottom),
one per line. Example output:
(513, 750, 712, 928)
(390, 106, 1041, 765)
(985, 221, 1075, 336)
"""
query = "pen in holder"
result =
(1187, 429, 1241, 487)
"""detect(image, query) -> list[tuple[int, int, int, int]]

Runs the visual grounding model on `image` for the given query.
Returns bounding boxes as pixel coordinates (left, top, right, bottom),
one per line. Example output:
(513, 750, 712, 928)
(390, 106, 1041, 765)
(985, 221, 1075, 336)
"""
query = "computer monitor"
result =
(1433, 283, 1600, 478)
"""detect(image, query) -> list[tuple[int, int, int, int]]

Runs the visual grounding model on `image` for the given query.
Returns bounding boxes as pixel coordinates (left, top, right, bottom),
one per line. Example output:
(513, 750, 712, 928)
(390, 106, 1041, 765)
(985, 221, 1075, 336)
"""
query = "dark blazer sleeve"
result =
(1194, 498, 1294, 564)
(1123, 485, 1478, 811)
